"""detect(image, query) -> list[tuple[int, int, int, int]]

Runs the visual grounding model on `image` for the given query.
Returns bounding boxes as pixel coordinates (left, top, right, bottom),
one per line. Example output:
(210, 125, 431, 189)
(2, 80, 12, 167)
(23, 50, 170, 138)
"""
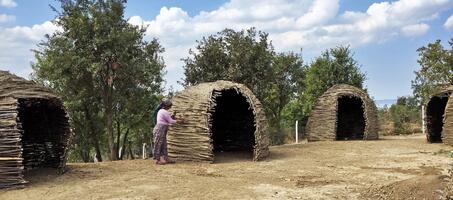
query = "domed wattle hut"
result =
(167, 80, 269, 162)
(306, 84, 379, 141)
(0, 71, 72, 189)
(425, 86, 452, 145)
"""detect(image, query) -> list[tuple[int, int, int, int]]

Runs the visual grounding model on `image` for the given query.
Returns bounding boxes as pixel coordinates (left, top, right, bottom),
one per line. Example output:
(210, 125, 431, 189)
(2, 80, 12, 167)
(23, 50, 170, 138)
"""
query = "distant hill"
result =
(375, 99, 397, 108)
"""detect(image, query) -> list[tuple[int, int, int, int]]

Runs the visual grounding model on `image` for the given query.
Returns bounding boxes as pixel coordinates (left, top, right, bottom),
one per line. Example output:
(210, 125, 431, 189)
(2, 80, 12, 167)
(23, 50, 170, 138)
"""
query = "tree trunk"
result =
(84, 104, 103, 162)
(128, 141, 134, 160)
(80, 150, 90, 163)
(93, 139, 102, 162)
(106, 105, 117, 160)
(104, 81, 117, 161)
(116, 120, 121, 157)
(119, 128, 129, 160)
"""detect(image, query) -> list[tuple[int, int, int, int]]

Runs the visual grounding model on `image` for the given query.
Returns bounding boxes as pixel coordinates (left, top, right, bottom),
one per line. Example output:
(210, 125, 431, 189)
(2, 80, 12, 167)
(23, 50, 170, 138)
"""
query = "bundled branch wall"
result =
(0, 70, 72, 189)
(306, 84, 379, 141)
(425, 86, 453, 145)
(167, 80, 269, 162)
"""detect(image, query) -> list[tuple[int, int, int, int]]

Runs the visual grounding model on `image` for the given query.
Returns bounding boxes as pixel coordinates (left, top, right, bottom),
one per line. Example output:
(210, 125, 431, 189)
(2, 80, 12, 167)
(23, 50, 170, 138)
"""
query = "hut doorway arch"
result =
(306, 84, 379, 141)
(210, 89, 256, 160)
(18, 98, 69, 169)
(426, 93, 450, 143)
(167, 81, 270, 162)
(336, 96, 365, 140)
(0, 70, 71, 189)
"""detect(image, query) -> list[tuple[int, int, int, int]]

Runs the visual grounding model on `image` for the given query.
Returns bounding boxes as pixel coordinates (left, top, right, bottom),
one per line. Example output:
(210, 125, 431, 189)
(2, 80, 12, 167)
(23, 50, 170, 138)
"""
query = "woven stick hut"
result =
(0, 71, 72, 189)
(306, 84, 379, 141)
(167, 80, 269, 162)
(425, 86, 452, 145)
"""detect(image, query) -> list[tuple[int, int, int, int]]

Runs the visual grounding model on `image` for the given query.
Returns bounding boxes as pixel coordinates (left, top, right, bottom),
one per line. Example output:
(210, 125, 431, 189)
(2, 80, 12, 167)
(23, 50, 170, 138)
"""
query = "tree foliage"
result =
(264, 52, 305, 144)
(32, 0, 165, 161)
(182, 28, 307, 144)
(182, 29, 369, 144)
(301, 46, 366, 114)
(387, 96, 421, 134)
(283, 46, 367, 135)
(183, 28, 274, 101)
(412, 39, 453, 102)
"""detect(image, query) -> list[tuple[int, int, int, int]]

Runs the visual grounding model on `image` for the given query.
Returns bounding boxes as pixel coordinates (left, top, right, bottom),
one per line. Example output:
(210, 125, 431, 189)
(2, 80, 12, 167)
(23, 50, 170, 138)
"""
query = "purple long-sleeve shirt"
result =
(157, 109, 177, 125)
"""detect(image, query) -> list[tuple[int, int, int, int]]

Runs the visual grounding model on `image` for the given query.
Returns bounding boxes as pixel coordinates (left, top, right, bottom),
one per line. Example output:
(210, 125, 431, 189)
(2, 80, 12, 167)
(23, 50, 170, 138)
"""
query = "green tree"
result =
(289, 46, 366, 130)
(182, 28, 274, 102)
(264, 52, 305, 144)
(388, 96, 421, 134)
(33, 0, 165, 161)
(182, 28, 307, 144)
(412, 39, 453, 102)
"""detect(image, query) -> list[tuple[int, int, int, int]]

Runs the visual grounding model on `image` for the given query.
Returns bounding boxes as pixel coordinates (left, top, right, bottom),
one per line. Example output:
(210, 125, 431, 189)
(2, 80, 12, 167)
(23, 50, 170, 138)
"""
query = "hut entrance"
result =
(426, 95, 449, 143)
(336, 96, 365, 140)
(18, 98, 66, 170)
(211, 89, 256, 160)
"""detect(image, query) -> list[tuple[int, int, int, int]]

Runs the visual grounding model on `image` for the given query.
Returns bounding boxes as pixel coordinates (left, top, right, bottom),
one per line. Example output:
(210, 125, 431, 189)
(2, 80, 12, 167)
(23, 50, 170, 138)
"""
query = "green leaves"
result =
(262, 52, 306, 144)
(182, 28, 367, 144)
(387, 96, 421, 135)
(300, 45, 366, 117)
(182, 28, 303, 144)
(33, 0, 165, 161)
(183, 28, 274, 102)
(412, 39, 453, 103)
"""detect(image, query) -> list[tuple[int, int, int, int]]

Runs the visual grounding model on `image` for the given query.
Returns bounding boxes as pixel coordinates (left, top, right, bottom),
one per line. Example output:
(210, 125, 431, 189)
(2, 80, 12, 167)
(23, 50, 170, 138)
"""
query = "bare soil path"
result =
(1, 134, 452, 200)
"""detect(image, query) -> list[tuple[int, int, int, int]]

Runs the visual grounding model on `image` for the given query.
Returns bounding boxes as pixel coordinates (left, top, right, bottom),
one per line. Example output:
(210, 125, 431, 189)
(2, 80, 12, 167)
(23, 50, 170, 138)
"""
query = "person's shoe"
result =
(156, 160, 166, 165)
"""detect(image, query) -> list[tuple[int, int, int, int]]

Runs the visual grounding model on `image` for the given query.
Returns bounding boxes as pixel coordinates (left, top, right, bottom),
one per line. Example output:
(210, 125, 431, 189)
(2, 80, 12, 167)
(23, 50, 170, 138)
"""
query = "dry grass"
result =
(1, 134, 452, 200)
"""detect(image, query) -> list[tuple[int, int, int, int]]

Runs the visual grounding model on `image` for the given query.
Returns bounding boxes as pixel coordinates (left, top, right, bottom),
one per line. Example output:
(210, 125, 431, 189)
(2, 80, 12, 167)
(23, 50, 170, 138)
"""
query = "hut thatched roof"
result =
(306, 84, 379, 141)
(167, 80, 269, 162)
(425, 86, 453, 145)
(0, 70, 71, 189)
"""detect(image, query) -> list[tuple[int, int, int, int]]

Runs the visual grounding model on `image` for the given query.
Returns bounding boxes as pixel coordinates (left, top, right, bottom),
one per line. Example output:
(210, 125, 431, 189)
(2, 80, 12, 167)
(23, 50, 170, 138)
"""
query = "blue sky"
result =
(1, 0, 452, 101)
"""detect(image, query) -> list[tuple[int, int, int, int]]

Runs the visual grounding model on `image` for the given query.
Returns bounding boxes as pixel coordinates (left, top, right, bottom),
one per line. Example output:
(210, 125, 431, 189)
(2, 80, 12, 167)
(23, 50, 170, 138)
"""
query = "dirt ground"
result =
(1, 134, 453, 200)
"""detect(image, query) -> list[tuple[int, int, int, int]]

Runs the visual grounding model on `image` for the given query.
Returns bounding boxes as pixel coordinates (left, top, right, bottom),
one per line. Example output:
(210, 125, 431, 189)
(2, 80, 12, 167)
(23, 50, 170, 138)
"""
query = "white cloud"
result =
(0, 0, 17, 8)
(295, 0, 339, 29)
(7, 21, 60, 41)
(0, 21, 60, 78)
(445, 14, 453, 29)
(401, 23, 430, 36)
(2, 0, 453, 89)
(0, 13, 15, 23)
(316, 0, 450, 46)
(127, 16, 145, 26)
(137, 0, 452, 50)
(125, 0, 453, 89)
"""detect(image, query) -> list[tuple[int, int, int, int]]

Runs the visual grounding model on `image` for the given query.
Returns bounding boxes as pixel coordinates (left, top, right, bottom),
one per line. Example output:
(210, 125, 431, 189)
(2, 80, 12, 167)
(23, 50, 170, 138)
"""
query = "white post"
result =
(119, 147, 123, 159)
(295, 120, 299, 144)
(421, 105, 425, 135)
(142, 143, 147, 159)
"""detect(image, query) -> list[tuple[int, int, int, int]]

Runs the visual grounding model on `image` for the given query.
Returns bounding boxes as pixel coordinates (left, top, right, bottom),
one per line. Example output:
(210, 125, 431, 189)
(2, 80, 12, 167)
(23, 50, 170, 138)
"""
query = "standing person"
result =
(153, 99, 182, 165)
